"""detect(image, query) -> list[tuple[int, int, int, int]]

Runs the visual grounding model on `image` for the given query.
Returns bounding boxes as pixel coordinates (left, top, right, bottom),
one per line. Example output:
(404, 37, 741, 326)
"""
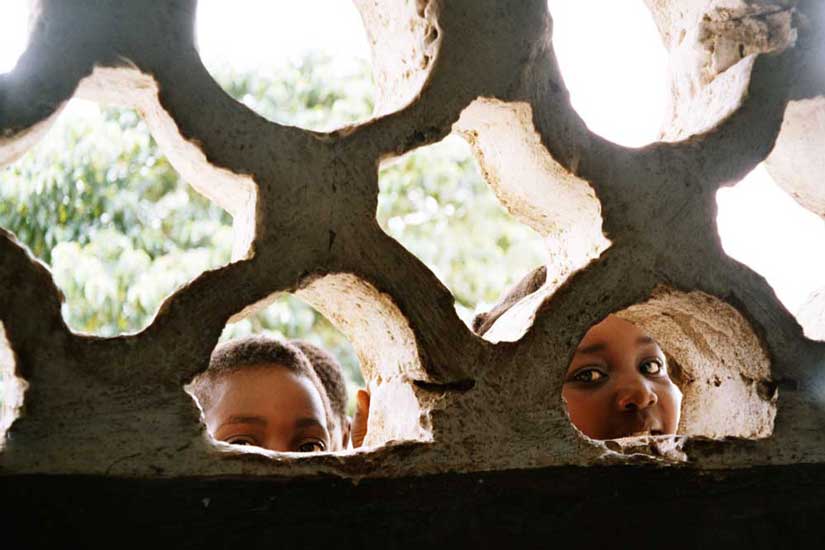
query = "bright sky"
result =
(0, 1, 29, 74)
(547, 0, 669, 148)
(0, 0, 822, 316)
(196, 0, 370, 70)
(717, 167, 825, 312)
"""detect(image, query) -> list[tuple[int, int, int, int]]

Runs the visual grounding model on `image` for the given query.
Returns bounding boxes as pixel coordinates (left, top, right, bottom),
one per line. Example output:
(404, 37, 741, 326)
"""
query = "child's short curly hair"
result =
(190, 336, 332, 423)
(292, 340, 348, 431)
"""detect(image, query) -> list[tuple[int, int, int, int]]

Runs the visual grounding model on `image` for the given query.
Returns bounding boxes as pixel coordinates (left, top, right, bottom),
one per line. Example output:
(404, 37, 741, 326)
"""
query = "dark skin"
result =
(351, 389, 370, 448)
(563, 315, 682, 440)
(204, 364, 333, 452)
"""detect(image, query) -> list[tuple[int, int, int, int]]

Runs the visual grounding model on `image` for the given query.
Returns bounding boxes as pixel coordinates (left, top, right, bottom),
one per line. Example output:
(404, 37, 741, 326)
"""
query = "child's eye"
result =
(296, 440, 325, 453)
(225, 435, 257, 446)
(639, 359, 664, 375)
(571, 368, 606, 383)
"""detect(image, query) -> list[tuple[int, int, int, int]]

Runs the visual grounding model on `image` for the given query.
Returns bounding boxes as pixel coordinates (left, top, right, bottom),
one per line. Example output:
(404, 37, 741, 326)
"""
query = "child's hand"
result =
(351, 389, 370, 448)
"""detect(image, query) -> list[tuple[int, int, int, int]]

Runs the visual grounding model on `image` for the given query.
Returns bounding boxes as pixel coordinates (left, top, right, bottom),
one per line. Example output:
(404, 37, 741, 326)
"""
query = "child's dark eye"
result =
(296, 441, 325, 453)
(639, 359, 664, 375)
(571, 368, 606, 383)
(225, 435, 257, 446)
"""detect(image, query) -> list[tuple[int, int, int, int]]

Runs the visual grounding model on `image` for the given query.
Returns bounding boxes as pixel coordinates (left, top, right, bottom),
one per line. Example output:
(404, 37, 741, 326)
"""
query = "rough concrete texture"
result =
(0, 0, 824, 478)
(0, 324, 25, 446)
(618, 287, 775, 439)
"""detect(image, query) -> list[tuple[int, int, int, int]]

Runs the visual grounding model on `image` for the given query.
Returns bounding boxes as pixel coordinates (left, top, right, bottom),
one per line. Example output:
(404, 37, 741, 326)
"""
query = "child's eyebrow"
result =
(575, 342, 606, 355)
(294, 417, 325, 430)
(637, 336, 655, 345)
(222, 415, 267, 426)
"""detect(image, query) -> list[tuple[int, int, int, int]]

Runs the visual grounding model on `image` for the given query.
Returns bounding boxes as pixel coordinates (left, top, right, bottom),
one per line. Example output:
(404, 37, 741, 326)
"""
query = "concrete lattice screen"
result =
(0, 0, 824, 481)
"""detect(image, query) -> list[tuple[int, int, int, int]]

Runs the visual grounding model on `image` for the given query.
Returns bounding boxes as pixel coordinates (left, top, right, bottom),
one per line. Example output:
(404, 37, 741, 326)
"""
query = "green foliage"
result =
(0, 54, 544, 407)
(214, 52, 374, 131)
(377, 136, 546, 322)
(0, 103, 233, 335)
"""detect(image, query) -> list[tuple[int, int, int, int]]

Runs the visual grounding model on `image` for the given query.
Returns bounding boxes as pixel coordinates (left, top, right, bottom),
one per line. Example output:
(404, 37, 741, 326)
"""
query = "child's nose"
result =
(264, 434, 292, 453)
(615, 380, 658, 411)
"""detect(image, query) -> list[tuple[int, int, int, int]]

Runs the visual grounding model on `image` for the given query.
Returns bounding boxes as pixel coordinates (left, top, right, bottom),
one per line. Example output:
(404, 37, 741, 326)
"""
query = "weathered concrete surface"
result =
(618, 287, 775, 439)
(649, 0, 798, 141)
(649, 0, 825, 219)
(0, 0, 823, 483)
(765, 0, 825, 218)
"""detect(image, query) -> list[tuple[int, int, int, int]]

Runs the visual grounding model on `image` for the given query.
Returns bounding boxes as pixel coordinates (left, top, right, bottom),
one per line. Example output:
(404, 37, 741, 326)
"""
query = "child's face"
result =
(203, 365, 332, 452)
(562, 315, 682, 440)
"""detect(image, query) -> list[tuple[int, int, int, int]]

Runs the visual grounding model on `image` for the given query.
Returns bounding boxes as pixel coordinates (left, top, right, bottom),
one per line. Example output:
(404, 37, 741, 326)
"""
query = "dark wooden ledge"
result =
(2, 464, 825, 548)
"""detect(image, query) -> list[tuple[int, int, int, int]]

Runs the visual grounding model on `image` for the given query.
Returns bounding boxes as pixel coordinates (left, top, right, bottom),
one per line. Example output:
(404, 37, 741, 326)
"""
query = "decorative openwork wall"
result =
(1, 0, 824, 481)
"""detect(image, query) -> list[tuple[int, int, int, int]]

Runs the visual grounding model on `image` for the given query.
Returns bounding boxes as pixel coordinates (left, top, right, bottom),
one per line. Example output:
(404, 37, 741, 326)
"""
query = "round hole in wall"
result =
(187, 276, 435, 457)
(563, 287, 776, 445)
(546, 0, 669, 147)
(195, 0, 375, 132)
(187, 294, 362, 454)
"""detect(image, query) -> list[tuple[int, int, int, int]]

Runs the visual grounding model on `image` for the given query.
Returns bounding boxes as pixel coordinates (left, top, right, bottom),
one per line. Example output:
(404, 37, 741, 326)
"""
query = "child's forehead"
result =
(578, 316, 660, 351)
(217, 362, 311, 388)
(212, 365, 325, 413)
(219, 361, 295, 379)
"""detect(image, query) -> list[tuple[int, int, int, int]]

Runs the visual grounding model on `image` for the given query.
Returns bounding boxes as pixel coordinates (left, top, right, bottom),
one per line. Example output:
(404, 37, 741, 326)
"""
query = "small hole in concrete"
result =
(563, 314, 683, 441)
(588, 287, 777, 441)
(187, 294, 363, 454)
(0, 101, 235, 337)
(187, 276, 433, 456)
(196, 0, 374, 132)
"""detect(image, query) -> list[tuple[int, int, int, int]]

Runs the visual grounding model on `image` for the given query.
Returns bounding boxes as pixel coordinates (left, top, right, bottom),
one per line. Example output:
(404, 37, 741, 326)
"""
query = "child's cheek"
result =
(563, 388, 610, 439)
(658, 382, 684, 433)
